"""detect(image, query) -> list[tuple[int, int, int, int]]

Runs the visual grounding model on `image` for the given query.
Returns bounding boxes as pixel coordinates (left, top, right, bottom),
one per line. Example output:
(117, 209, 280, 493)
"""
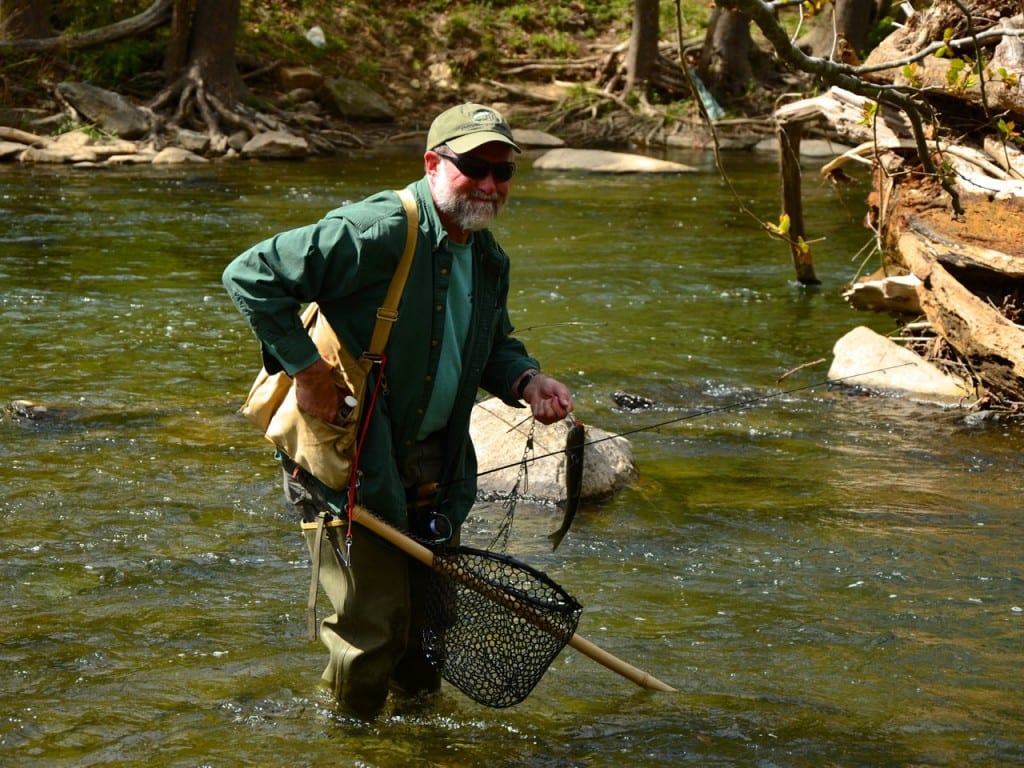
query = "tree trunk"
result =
(625, 0, 660, 93)
(698, 7, 752, 97)
(0, 0, 51, 39)
(164, 0, 193, 79)
(797, 0, 889, 61)
(150, 0, 249, 151)
(165, 0, 244, 104)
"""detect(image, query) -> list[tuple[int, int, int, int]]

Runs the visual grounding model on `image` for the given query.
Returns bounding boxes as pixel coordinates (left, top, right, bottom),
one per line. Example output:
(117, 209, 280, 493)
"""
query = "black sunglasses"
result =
(436, 151, 516, 183)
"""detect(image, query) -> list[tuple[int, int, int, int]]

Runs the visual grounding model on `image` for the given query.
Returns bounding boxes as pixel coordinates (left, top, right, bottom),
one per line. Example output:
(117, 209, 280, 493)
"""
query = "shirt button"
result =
(425, 375, 433, 382)
(431, 339, 439, 347)
(435, 304, 443, 312)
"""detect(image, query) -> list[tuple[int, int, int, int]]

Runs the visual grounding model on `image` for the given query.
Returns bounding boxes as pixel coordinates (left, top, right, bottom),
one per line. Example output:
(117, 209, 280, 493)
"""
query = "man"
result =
(222, 102, 574, 716)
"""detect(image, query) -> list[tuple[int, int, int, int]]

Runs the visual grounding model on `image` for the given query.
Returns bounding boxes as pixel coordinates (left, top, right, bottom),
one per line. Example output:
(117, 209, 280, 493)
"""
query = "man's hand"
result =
(519, 371, 574, 425)
(294, 358, 339, 422)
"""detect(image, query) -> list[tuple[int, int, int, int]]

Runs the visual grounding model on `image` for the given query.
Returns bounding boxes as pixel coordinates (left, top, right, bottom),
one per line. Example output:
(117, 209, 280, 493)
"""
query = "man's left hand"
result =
(521, 373, 574, 424)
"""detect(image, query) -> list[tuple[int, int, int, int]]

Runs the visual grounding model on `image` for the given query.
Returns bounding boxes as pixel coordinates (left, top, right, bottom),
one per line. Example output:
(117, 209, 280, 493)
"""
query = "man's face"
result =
(427, 142, 515, 236)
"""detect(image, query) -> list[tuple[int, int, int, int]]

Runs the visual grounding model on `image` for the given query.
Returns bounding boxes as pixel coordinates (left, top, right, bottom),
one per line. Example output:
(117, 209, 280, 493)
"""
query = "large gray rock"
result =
(471, 398, 637, 504)
(240, 130, 309, 159)
(320, 78, 394, 122)
(56, 81, 150, 139)
(532, 147, 695, 173)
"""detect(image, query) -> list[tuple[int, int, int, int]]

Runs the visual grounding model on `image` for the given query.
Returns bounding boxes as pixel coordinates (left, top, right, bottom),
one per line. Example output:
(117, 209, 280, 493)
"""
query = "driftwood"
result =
(774, 0, 1024, 406)
(898, 229, 1024, 401)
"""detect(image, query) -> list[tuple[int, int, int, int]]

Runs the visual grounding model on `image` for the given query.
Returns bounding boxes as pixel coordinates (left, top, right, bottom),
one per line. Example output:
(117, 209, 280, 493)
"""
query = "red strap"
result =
(346, 354, 388, 537)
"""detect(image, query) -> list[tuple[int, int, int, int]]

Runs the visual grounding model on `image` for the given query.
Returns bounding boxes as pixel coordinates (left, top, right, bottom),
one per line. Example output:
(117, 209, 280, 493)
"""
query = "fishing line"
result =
(517, 321, 609, 333)
(475, 362, 913, 478)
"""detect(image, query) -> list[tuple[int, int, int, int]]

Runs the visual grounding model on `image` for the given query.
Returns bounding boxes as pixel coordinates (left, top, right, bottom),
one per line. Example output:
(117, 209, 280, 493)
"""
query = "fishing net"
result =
(421, 545, 583, 708)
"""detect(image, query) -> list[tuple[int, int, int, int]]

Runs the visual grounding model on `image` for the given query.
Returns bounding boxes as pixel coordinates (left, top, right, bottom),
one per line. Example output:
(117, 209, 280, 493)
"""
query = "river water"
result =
(1, 145, 1021, 767)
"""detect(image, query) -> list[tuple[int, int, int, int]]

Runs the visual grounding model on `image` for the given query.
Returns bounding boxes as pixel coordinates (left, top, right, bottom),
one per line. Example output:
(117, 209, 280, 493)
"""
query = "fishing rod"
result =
(476, 362, 913, 478)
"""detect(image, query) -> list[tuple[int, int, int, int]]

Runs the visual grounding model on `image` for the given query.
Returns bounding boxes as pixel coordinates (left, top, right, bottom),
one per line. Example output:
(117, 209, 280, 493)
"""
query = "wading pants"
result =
(282, 438, 446, 716)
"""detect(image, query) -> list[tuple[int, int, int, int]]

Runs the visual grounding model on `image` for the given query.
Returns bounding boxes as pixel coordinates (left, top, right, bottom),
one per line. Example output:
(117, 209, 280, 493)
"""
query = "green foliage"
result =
(66, 36, 165, 88)
(996, 118, 1023, 146)
(51, 0, 151, 34)
(902, 63, 923, 89)
(529, 31, 577, 58)
(447, 14, 473, 37)
(866, 16, 897, 51)
(505, 6, 535, 28)
(992, 66, 1019, 88)
(856, 101, 879, 126)
(945, 57, 978, 93)
(935, 27, 956, 58)
(354, 59, 382, 84)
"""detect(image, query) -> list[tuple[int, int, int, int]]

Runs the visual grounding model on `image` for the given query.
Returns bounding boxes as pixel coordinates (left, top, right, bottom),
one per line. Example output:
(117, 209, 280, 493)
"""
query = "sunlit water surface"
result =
(1, 146, 1021, 767)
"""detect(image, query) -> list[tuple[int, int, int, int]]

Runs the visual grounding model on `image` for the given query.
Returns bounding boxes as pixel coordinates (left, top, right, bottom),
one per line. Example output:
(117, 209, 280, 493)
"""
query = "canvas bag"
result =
(239, 188, 418, 490)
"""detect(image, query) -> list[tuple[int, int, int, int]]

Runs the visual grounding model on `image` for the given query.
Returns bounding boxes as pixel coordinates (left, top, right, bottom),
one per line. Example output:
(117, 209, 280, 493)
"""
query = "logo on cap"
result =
(469, 108, 503, 126)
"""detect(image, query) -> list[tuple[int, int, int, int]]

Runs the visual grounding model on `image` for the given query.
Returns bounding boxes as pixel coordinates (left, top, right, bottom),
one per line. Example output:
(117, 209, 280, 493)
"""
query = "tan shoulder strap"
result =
(366, 188, 418, 357)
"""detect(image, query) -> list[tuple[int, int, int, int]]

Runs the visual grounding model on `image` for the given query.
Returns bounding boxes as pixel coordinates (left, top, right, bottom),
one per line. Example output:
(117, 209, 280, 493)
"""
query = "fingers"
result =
(294, 358, 340, 421)
(531, 387, 574, 425)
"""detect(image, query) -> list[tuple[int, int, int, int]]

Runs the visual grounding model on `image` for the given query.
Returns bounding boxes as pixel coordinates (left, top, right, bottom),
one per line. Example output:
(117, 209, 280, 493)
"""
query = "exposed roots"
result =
(147, 64, 264, 151)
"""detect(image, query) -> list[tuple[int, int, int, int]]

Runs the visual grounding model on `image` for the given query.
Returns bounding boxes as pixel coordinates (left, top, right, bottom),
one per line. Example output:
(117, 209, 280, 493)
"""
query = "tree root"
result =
(148, 63, 279, 152)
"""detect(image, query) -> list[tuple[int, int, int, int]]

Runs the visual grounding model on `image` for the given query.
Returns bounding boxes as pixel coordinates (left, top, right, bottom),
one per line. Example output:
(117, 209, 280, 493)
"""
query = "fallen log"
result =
(899, 229, 1024, 401)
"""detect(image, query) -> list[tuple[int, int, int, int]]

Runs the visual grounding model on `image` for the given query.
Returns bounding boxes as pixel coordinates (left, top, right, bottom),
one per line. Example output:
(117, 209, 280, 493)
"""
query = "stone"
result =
(240, 130, 309, 159)
(90, 140, 141, 158)
(276, 88, 317, 108)
(828, 325, 975, 403)
(513, 128, 565, 148)
(277, 66, 323, 92)
(175, 128, 211, 153)
(54, 130, 92, 148)
(152, 146, 208, 164)
(320, 77, 395, 122)
(105, 153, 155, 165)
(227, 130, 249, 151)
(55, 81, 150, 139)
(532, 147, 695, 173)
(471, 398, 637, 504)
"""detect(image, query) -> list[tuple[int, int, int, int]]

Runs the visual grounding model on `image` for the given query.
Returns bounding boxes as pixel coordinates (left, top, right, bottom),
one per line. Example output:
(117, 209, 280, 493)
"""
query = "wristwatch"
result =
(516, 370, 539, 400)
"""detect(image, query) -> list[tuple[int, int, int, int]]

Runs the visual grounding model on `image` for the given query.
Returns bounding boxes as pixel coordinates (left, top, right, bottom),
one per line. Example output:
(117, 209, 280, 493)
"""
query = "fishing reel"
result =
(411, 510, 453, 544)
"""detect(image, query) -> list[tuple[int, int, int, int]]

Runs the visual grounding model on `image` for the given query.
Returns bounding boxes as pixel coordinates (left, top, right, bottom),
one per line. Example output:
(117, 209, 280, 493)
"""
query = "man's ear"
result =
(424, 150, 442, 176)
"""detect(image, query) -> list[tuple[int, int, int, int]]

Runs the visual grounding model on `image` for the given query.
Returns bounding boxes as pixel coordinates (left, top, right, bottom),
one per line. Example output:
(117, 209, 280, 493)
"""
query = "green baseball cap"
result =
(426, 103, 521, 154)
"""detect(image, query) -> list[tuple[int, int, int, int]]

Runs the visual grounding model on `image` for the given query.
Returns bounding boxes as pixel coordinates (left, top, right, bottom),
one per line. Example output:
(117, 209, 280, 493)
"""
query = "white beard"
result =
(433, 170, 504, 232)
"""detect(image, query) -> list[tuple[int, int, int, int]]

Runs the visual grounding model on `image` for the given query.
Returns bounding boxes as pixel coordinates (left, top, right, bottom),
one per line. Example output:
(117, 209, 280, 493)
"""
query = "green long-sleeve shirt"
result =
(223, 177, 539, 529)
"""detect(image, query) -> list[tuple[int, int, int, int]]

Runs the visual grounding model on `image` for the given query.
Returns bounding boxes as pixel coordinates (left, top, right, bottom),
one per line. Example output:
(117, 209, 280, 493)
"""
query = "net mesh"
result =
(421, 545, 583, 708)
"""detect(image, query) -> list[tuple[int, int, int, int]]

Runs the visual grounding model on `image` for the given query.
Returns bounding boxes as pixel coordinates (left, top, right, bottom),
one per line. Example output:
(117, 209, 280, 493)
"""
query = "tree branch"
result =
(719, 0, 964, 215)
(0, 0, 173, 53)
